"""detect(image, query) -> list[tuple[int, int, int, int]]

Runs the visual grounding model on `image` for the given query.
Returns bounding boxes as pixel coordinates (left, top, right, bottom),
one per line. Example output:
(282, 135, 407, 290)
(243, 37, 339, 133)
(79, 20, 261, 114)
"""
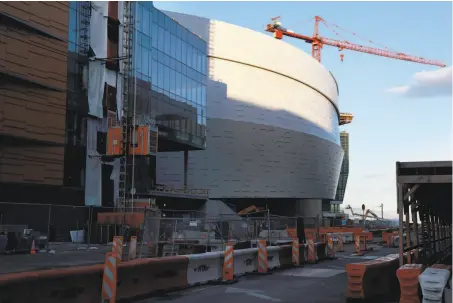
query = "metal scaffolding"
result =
(396, 161, 452, 266)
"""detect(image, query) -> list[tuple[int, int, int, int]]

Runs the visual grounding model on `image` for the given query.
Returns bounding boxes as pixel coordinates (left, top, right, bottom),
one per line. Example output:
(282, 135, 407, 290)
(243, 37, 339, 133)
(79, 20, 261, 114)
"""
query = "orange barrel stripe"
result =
(112, 236, 123, 263)
(129, 236, 137, 260)
(337, 234, 344, 252)
(327, 235, 335, 258)
(307, 239, 316, 263)
(292, 238, 300, 266)
(222, 243, 234, 281)
(258, 240, 268, 273)
(101, 252, 117, 303)
(355, 235, 361, 254)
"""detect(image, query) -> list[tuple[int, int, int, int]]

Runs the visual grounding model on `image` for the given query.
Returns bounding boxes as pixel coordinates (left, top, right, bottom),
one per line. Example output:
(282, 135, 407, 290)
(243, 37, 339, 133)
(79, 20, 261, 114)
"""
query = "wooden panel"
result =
(0, 1, 69, 144)
(0, 83, 66, 143)
(0, 145, 64, 185)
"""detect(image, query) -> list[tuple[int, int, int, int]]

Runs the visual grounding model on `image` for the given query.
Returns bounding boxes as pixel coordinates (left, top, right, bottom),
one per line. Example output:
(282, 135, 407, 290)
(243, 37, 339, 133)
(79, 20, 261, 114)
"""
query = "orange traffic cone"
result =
(30, 240, 36, 254)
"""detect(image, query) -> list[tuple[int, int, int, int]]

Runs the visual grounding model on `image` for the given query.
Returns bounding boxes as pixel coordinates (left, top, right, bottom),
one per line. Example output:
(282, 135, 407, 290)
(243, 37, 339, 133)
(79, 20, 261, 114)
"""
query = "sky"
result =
(154, 1, 452, 219)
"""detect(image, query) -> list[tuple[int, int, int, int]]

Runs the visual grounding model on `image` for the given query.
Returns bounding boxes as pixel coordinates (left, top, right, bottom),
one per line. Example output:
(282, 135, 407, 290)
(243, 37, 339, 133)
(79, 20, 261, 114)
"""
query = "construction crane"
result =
(265, 16, 446, 67)
(266, 16, 446, 127)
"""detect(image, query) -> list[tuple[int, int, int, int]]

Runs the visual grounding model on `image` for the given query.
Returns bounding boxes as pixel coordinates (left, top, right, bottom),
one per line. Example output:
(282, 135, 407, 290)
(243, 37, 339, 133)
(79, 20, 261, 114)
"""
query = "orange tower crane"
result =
(265, 16, 447, 126)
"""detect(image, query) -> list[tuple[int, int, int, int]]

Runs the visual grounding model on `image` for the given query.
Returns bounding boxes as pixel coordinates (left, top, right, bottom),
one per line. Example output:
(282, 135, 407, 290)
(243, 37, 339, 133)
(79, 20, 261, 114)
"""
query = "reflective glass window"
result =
(137, 4, 143, 32)
(181, 74, 186, 99)
(164, 65, 170, 92)
(151, 59, 157, 84)
(143, 7, 150, 35)
(181, 41, 187, 65)
(201, 86, 206, 106)
(170, 69, 175, 94)
(164, 30, 170, 54)
(158, 62, 164, 88)
(192, 48, 197, 72)
(152, 23, 158, 48)
(158, 26, 164, 52)
(176, 71, 181, 96)
(171, 34, 176, 59)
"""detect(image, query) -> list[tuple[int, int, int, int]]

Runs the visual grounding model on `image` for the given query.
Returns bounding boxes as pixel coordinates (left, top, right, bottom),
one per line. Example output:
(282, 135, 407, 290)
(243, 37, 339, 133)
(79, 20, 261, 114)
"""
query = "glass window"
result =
(171, 34, 176, 59)
(201, 86, 206, 106)
(152, 6, 159, 24)
(158, 62, 164, 88)
(158, 26, 164, 52)
(158, 10, 165, 27)
(192, 48, 197, 72)
(176, 71, 181, 96)
(181, 75, 186, 99)
(202, 54, 207, 75)
(187, 45, 192, 68)
(151, 59, 157, 85)
(164, 65, 170, 92)
(143, 7, 150, 35)
(152, 23, 158, 48)
(175, 38, 181, 62)
(137, 4, 143, 32)
(164, 30, 171, 54)
(170, 69, 175, 94)
(142, 48, 149, 76)
(134, 45, 141, 73)
(181, 41, 187, 65)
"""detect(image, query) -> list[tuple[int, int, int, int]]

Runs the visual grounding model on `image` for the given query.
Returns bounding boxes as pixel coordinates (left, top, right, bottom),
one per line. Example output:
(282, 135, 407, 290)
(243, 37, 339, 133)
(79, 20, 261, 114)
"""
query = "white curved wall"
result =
(157, 12, 344, 200)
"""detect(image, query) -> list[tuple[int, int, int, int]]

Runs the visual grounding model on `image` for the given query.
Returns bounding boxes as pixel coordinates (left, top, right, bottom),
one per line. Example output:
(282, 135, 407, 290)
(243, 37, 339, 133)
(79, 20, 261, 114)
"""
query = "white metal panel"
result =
(157, 12, 344, 200)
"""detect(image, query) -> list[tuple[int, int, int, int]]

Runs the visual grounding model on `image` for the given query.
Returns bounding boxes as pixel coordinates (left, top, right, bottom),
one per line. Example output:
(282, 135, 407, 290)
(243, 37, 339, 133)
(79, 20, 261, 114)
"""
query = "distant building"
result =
(335, 131, 350, 202)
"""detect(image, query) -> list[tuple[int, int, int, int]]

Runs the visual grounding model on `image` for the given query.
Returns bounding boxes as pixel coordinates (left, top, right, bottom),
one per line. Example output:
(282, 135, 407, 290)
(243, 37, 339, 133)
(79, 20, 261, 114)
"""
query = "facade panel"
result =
(157, 12, 344, 200)
(0, 2, 68, 188)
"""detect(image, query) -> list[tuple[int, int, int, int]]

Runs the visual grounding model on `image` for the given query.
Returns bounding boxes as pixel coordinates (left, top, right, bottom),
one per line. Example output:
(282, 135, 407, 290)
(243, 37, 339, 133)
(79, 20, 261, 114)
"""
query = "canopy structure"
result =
(396, 161, 452, 266)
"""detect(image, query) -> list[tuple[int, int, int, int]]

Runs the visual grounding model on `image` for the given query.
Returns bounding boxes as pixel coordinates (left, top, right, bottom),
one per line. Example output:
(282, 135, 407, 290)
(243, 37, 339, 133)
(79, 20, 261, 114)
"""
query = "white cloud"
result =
(387, 66, 452, 98)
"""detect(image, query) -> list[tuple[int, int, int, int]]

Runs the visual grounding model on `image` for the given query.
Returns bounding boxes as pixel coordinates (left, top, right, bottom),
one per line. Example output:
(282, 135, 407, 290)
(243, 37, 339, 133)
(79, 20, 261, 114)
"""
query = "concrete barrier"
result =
(346, 254, 400, 301)
(187, 252, 223, 285)
(116, 256, 189, 300)
(397, 263, 424, 303)
(234, 248, 258, 276)
(0, 243, 336, 302)
(0, 264, 104, 303)
(419, 265, 451, 303)
(316, 242, 327, 261)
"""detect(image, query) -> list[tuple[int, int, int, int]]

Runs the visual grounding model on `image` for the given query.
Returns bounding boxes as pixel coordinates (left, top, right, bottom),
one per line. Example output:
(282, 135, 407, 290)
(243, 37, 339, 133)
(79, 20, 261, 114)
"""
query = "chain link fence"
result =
(0, 202, 320, 256)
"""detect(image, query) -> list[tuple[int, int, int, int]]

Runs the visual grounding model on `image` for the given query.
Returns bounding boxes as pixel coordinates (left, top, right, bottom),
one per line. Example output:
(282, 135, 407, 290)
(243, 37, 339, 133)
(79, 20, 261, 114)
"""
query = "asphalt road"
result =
(138, 246, 405, 303)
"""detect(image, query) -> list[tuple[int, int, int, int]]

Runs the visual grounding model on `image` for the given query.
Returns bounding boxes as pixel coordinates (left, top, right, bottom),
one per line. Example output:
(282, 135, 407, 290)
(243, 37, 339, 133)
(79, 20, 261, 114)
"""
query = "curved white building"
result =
(157, 12, 344, 203)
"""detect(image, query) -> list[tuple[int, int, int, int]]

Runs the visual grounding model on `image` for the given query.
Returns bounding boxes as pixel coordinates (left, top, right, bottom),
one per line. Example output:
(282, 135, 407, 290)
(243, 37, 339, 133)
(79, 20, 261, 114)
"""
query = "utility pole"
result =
(380, 203, 384, 219)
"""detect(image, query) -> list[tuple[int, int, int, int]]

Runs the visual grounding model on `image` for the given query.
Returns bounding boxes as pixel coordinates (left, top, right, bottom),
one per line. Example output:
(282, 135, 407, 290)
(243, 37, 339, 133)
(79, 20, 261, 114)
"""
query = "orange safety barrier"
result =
(292, 239, 300, 266)
(307, 239, 316, 263)
(337, 233, 344, 252)
(327, 235, 335, 259)
(112, 236, 124, 263)
(222, 242, 234, 282)
(258, 240, 268, 273)
(101, 252, 117, 303)
(128, 236, 137, 260)
(397, 263, 424, 303)
(346, 254, 400, 300)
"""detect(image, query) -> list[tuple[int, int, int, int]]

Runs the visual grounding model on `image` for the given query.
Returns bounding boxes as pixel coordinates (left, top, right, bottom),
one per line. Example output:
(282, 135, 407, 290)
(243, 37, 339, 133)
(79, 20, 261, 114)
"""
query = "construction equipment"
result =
(265, 16, 446, 127)
(265, 16, 446, 67)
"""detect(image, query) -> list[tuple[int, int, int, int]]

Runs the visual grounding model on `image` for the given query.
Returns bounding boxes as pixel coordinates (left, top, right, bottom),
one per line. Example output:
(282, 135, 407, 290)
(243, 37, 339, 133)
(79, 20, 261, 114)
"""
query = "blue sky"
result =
(155, 1, 452, 219)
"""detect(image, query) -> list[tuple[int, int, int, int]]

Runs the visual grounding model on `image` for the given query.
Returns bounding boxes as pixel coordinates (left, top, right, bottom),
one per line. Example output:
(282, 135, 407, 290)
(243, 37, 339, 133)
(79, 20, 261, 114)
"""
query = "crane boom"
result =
(265, 18, 446, 67)
(320, 37, 446, 67)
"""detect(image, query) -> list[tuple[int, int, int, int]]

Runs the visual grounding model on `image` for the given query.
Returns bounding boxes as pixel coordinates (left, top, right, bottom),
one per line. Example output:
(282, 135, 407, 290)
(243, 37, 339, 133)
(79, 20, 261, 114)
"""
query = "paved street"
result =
(138, 246, 402, 303)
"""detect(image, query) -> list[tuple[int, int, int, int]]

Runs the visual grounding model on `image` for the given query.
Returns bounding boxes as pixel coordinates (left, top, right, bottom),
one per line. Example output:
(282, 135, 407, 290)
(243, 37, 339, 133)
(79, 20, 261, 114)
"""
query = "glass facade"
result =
(335, 131, 349, 201)
(64, 1, 90, 188)
(132, 2, 207, 149)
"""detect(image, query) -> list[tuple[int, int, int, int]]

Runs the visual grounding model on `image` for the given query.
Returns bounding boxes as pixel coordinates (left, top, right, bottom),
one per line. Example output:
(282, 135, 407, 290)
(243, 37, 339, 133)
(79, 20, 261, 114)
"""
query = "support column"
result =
(397, 183, 405, 266)
(405, 203, 411, 263)
(183, 150, 188, 188)
(411, 203, 419, 261)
